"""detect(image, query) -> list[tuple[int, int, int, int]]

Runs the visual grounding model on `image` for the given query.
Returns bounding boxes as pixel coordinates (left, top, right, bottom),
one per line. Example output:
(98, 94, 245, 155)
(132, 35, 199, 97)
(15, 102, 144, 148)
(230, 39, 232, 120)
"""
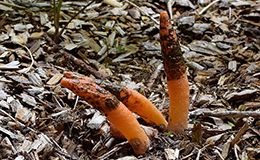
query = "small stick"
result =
(96, 141, 128, 160)
(0, 108, 36, 133)
(0, 14, 8, 28)
(42, 33, 106, 79)
(54, 0, 95, 43)
(1, 41, 34, 73)
(189, 110, 260, 118)
(167, 0, 174, 19)
(196, 144, 210, 160)
(25, 90, 53, 109)
(238, 19, 260, 27)
(147, 63, 163, 89)
(230, 117, 254, 147)
(214, 149, 225, 160)
(61, 50, 106, 79)
(234, 144, 239, 160)
(199, 0, 220, 15)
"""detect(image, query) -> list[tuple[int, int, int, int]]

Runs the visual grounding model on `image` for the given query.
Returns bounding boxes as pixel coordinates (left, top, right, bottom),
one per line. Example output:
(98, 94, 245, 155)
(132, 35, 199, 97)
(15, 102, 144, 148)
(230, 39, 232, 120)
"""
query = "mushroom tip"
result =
(160, 11, 170, 21)
(130, 137, 150, 155)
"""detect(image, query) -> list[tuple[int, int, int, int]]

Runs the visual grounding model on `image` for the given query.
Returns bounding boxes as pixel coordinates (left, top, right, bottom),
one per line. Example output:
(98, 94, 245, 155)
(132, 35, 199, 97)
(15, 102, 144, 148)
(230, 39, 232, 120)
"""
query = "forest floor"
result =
(0, 0, 260, 159)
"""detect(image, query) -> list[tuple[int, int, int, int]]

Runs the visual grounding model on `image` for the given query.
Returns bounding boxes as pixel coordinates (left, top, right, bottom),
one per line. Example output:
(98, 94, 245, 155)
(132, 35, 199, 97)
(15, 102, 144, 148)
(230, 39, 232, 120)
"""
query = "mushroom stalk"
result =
(64, 72, 168, 131)
(159, 11, 190, 133)
(61, 78, 149, 155)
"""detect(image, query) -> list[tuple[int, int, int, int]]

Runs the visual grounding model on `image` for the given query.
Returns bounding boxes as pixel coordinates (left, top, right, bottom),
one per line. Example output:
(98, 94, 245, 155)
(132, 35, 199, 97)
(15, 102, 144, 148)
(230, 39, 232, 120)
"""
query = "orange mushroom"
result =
(159, 11, 190, 133)
(63, 71, 167, 131)
(61, 78, 149, 155)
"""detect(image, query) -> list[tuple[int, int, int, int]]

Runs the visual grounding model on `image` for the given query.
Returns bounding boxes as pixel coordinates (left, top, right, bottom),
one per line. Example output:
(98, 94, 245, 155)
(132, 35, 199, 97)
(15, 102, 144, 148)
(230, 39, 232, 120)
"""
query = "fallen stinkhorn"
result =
(63, 71, 168, 131)
(159, 11, 190, 133)
(61, 78, 149, 155)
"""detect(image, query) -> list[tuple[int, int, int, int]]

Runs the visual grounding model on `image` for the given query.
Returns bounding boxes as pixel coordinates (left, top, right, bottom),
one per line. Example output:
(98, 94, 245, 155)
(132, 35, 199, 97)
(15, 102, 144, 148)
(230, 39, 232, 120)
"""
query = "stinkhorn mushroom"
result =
(159, 11, 190, 133)
(61, 77, 149, 155)
(63, 71, 168, 131)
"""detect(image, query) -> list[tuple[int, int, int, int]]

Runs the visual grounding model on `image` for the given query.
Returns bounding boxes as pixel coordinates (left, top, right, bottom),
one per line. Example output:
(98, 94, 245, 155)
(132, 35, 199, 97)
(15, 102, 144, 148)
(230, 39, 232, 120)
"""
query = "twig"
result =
(0, 14, 8, 28)
(230, 117, 254, 147)
(43, 32, 56, 46)
(50, 137, 71, 158)
(214, 149, 225, 160)
(147, 63, 163, 89)
(61, 50, 107, 79)
(199, 0, 220, 15)
(73, 96, 79, 110)
(181, 148, 198, 160)
(42, 33, 106, 79)
(0, 1, 25, 9)
(54, 0, 95, 43)
(196, 144, 210, 160)
(234, 144, 239, 160)
(1, 41, 34, 73)
(167, 0, 174, 19)
(189, 110, 260, 118)
(238, 19, 260, 27)
(0, 108, 36, 133)
(123, 0, 159, 24)
(96, 141, 128, 160)
(25, 90, 53, 109)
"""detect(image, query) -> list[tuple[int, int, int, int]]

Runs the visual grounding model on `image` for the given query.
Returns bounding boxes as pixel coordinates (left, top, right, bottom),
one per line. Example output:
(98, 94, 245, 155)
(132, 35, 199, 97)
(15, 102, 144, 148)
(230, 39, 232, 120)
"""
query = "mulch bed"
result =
(0, 0, 260, 159)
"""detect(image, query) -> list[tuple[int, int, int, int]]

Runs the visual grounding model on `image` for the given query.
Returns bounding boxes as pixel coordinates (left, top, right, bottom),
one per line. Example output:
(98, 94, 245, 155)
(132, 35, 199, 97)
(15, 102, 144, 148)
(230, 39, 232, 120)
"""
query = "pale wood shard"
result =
(103, 0, 123, 7)
(0, 100, 9, 109)
(15, 107, 32, 123)
(224, 89, 258, 101)
(47, 73, 63, 85)
(0, 61, 20, 69)
(8, 97, 23, 112)
(65, 140, 77, 155)
(30, 134, 53, 153)
(87, 112, 107, 129)
(21, 93, 37, 106)
(164, 148, 179, 160)
(28, 72, 43, 86)
(0, 126, 24, 140)
(1, 137, 17, 155)
(20, 140, 32, 153)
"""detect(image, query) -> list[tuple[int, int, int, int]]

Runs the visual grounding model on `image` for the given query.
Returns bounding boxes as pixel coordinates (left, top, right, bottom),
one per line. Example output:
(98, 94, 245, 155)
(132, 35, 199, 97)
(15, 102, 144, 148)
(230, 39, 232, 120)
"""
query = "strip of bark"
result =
(60, 50, 106, 79)
(43, 33, 106, 79)
(147, 63, 163, 89)
(189, 110, 260, 118)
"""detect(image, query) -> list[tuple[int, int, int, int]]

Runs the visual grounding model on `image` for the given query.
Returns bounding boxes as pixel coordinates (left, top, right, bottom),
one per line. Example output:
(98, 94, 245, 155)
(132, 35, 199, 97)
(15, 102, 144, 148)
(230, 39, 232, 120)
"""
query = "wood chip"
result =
(165, 148, 179, 160)
(21, 93, 37, 106)
(87, 112, 106, 129)
(47, 73, 63, 85)
(15, 107, 32, 123)
(0, 126, 24, 140)
(224, 89, 258, 101)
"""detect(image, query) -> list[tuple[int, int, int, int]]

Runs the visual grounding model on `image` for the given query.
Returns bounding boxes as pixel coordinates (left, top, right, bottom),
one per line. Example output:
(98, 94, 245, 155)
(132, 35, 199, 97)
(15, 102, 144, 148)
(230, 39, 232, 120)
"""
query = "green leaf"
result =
(165, 132, 173, 135)
(228, 121, 235, 127)
(229, 130, 237, 133)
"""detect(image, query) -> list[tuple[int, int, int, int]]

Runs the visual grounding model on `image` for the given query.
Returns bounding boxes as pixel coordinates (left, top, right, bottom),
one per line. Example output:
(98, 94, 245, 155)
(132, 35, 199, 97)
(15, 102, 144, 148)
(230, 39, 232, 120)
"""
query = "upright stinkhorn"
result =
(61, 78, 149, 155)
(159, 11, 190, 133)
(63, 71, 168, 131)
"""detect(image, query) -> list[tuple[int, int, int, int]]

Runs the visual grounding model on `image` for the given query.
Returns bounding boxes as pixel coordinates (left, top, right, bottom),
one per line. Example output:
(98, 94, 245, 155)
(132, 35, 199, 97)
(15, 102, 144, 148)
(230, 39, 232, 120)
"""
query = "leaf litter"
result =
(0, 0, 260, 159)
